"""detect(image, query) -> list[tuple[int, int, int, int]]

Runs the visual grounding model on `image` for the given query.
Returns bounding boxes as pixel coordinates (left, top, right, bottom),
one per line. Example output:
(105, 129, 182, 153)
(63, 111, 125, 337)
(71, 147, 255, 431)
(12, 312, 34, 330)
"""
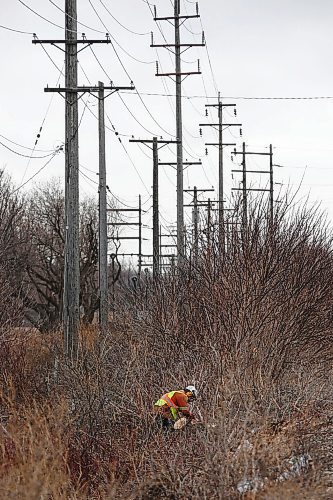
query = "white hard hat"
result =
(184, 385, 198, 400)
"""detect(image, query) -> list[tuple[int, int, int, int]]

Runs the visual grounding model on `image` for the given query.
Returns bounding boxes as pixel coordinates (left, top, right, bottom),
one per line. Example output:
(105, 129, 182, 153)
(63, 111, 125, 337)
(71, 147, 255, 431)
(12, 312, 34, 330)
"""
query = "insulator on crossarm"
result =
(154, 5, 157, 18)
(234, 108, 237, 116)
(205, 148, 208, 156)
(240, 128, 243, 136)
(151, 32, 154, 45)
(196, 2, 199, 15)
(205, 109, 208, 117)
(199, 128, 202, 136)
(202, 31, 205, 44)
(197, 59, 200, 72)
(156, 61, 159, 75)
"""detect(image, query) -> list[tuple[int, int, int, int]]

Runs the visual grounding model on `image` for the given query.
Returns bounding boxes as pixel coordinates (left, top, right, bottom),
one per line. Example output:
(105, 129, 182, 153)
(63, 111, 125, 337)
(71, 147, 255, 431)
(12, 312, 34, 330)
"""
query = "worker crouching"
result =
(154, 385, 198, 430)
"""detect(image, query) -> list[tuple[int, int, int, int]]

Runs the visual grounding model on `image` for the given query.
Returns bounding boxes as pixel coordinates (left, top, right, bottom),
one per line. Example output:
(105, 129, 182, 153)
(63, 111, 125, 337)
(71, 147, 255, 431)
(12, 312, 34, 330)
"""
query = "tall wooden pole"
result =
(269, 144, 274, 224)
(193, 186, 198, 263)
(152, 137, 159, 277)
(98, 82, 108, 332)
(242, 142, 247, 227)
(175, 0, 184, 264)
(64, 0, 79, 359)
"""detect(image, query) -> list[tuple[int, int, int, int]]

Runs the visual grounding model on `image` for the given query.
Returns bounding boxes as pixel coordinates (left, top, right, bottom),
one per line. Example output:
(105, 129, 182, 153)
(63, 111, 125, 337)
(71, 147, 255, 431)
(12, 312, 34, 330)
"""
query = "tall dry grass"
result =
(1, 198, 333, 498)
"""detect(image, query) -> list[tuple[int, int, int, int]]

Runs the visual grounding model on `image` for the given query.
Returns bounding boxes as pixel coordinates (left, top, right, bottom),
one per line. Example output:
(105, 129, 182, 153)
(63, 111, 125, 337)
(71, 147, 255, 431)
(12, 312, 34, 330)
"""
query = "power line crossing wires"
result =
(17, 0, 76, 32)
(98, 0, 150, 36)
(88, 0, 176, 138)
(11, 151, 61, 194)
(47, 0, 105, 33)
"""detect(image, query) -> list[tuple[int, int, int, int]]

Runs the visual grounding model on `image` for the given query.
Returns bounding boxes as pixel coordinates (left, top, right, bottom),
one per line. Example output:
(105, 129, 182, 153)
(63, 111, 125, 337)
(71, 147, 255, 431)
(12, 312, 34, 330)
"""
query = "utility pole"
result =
(107, 196, 146, 277)
(64, 0, 79, 359)
(129, 138, 178, 277)
(231, 143, 274, 226)
(184, 187, 214, 262)
(193, 187, 198, 263)
(151, 1, 205, 264)
(32, 2, 134, 358)
(200, 96, 240, 248)
(98, 82, 108, 333)
(269, 144, 274, 223)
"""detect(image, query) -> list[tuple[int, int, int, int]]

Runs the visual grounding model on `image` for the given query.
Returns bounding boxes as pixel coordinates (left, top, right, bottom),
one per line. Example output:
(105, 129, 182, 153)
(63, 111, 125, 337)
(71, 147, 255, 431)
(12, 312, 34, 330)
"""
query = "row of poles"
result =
(31, 0, 275, 359)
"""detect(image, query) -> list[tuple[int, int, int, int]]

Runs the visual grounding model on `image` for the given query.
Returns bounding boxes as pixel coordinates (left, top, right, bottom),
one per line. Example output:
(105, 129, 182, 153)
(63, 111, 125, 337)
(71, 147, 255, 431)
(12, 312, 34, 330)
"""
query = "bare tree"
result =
(0, 170, 27, 331)
(23, 179, 117, 331)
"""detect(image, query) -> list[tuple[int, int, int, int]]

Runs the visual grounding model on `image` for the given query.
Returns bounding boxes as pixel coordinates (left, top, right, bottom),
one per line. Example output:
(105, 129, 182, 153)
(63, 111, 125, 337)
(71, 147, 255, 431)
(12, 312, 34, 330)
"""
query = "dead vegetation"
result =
(1, 196, 333, 498)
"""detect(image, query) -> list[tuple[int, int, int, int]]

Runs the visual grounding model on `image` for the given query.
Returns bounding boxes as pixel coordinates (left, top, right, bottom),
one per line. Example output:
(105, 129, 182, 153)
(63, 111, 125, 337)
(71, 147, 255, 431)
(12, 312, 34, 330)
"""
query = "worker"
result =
(154, 385, 198, 430)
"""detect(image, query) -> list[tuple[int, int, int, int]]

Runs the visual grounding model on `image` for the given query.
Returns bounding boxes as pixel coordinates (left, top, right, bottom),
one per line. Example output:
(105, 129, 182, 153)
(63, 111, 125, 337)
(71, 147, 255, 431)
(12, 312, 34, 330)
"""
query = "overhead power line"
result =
(11, 152, 59, 194)
(0, 140, 58, 159)
(98, 0, 151, 36)
(17, 0, 76, 32)
(0, 23, 34, 35)
(47, 0, 105, 33)
(120, 91, 333, 100)
(88, 0, 176, 137)
(0, 133, 54, 153)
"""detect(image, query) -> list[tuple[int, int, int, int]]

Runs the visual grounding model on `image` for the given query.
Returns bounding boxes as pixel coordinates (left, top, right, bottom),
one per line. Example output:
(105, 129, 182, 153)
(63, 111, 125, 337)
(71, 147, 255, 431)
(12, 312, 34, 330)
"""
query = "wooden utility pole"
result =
(151, 1, 204, 264)
(32, 2, 134, 357)
(231, 143, 274, 226)
(129, 138, 178, 277)
(64, 0, 79, 359)
(107, 197, 145, 277)
(269, 144, 274, 223)
(184, 187, 214, 262)
(200, 97, 240, 248)
(152, 138, 159, 277)
(98, 82, 108, 332)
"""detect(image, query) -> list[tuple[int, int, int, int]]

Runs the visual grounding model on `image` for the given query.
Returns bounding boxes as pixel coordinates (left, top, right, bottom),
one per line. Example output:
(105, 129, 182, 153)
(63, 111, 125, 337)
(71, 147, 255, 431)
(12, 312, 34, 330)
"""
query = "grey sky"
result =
(1, 0, 333, 261)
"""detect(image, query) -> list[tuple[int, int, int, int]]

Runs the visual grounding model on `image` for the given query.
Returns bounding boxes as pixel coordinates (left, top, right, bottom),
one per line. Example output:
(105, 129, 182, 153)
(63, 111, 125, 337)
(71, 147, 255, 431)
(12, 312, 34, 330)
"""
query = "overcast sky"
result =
(1, 0, 333, 265)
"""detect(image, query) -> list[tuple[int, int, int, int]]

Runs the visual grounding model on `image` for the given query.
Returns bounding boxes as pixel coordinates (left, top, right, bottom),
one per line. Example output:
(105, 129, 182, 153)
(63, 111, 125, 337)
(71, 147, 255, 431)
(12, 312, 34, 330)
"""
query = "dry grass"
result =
(1, 199, 333, 498)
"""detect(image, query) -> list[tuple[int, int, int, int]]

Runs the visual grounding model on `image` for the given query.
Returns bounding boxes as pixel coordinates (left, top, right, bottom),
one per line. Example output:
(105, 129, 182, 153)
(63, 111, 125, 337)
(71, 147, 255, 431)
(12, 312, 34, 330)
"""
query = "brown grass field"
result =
(1, 200, 333, 498)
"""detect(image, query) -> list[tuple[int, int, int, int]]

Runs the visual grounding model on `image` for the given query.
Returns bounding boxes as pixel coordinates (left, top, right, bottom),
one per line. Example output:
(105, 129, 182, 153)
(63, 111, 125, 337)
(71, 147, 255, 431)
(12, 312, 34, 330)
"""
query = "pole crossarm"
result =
(205, 103, 236, 108)
(205, 142, 236, 146)
(111, 236, 148, 241)
(32, 34, 111, 54)
(107, 208, 140, 212)
(33, 39, 111, 44)
(200, 123, 242, 127)
(108, 222, 141, 226)
(232, 188, 270, 192)
(154, 15, 200, 21)
(231, 151, 271, 155)
(45, 84, 134, 93)
(159, 161, 201, 166)
(232, 170, 271, 174)
(184, 188, 214, 193)
(129, 140, 178, 144)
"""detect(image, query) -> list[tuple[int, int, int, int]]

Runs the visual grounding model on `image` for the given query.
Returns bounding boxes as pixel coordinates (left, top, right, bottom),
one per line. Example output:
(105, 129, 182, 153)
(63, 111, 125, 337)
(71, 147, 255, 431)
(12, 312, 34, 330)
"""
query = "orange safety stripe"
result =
(161, 394, 178, 408)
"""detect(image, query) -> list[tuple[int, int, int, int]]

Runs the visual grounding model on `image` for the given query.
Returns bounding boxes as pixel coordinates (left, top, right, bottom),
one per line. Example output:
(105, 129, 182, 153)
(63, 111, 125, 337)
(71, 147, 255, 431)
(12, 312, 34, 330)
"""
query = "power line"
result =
(11, 152, 59, 194)
(17, 0, 76, 32)
(98, 0, 150, 36)
(88, 45, 158, 135)
(88, 0, 154, 64)
(120, 91, 333, 100)
(0, 133, 54, 153)
(47, 0, 105, 33)
(0, 23, 34, 35)
(0, 140, 57, 159)
(88, 0, 176, 137)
